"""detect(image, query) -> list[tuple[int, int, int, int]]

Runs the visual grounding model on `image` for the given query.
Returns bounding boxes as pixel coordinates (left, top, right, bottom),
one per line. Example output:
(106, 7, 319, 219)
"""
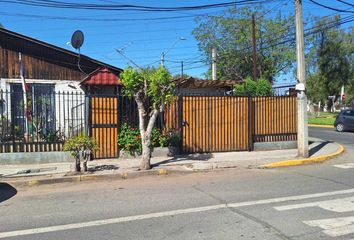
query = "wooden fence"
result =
(174, 95, 297, 154)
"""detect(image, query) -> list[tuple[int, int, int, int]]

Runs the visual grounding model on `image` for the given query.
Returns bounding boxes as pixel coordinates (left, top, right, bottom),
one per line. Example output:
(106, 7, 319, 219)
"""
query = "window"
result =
(343, 110, 354, 117)
(11, 84, 56, 138)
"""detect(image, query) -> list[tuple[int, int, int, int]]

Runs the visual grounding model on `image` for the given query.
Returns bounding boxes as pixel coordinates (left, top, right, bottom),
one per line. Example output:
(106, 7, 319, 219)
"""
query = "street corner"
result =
(260, 142, 345, 169)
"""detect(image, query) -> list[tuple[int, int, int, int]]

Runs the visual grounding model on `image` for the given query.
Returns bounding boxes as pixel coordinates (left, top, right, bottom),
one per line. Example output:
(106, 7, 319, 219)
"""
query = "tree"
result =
(120, 66, 174, 170)
(234, 77, 273, 96)
(63, 135, 98, 173)
(306, 16, 353, 108)
(193, 6, 295, 82)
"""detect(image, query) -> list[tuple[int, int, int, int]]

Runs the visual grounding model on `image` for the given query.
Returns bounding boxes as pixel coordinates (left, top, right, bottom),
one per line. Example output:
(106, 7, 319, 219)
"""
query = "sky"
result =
(0, 0, 352, 84)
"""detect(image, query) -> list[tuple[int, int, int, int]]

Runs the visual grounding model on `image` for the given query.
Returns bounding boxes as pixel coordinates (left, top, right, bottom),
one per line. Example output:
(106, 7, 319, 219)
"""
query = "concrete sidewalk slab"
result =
(0, 137, 344, 186)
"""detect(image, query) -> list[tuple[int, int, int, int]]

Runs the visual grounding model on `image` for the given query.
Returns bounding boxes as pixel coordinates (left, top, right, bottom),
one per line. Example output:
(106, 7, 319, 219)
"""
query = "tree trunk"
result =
(81, 160, 88, 172)
(135, 95, 160, 170)
(140, 137, 151, 170)
(74, 158, 80, 172)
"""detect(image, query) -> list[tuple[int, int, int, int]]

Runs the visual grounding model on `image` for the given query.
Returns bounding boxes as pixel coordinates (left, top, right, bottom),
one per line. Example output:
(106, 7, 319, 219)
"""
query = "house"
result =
(0, 28, 122, 155)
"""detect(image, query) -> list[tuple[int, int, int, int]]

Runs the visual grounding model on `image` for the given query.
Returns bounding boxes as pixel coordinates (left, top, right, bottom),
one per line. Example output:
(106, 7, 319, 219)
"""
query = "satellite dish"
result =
(71, 30, 84, 50)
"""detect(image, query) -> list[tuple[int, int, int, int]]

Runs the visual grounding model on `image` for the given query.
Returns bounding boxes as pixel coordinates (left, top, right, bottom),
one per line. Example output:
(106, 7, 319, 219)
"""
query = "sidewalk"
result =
(0, 138, 343, 186)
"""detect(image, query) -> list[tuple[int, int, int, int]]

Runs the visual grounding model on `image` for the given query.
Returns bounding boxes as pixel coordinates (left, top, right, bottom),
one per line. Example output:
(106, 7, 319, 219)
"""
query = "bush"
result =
(118, 124, 181, 155)
(234, 77, 274, 96)
(118, 123, 142, 155)
(63, 134, 98, 172)
(167, 129, 181, 147)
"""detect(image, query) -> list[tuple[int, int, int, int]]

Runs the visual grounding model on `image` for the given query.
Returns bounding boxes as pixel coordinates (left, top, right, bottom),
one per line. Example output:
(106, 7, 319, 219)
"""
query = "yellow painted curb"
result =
(262, 144, 345, 168)
(158, 169, 168, 175)
(308, 124, 334, 129)
(27, 180, 39, 187)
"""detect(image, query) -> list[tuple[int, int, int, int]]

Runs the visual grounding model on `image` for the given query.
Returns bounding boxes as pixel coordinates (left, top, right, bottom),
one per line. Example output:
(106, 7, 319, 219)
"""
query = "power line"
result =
(336, 0, 354, 8)
(0, 0, 273, 12)
(308, 0, 354, 13)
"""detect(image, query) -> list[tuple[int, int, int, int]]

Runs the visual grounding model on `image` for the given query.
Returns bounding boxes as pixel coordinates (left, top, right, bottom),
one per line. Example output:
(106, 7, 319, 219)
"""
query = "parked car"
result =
(334, 110, 354, 132)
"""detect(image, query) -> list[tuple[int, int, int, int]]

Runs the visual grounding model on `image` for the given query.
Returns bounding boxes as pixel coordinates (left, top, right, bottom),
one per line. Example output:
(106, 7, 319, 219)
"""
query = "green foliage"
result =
(42, 130, 65, 143)
(306, 16, 353, 105)
(234, 77, 274, 96)
(118, 123, 142, 155)
(167, 129, 181, 147)
(120, 66, 175, 108)
(148, 67, 174, 107)
(119, 67, 145, 97)
(63, 134, 98, 159)
(118, 123, 180, 154)
(193, 6, 295, 81)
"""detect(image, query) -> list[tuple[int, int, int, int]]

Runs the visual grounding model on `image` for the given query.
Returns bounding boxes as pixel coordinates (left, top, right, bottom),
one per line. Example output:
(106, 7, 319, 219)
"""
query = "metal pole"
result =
(181, 61, 184, 77)
(252, 14, 258, 80)
(295, 0, 309, 158)
(211, 48, 217, 80)
(161, 51, 165, 67)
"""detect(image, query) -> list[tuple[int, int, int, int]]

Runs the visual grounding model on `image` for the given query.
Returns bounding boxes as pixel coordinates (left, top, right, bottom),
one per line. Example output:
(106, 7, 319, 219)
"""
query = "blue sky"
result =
(0, 0, 352, 83)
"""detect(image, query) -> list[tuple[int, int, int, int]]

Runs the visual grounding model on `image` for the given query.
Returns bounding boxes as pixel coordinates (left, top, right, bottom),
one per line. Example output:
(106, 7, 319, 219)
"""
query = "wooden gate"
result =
(89, 96, 119, 159)
(181, 96, 250, 153)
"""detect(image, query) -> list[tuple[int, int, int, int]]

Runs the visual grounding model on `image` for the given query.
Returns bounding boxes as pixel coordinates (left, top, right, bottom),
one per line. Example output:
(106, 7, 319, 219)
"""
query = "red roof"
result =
(80, 67, 121, 86)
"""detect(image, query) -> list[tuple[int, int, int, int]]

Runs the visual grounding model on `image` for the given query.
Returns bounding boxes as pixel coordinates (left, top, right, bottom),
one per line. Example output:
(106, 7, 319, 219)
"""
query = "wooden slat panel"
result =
(253, 96, 297, 142)
(182, 96, 250, 153)
(90, 96, 119, 159)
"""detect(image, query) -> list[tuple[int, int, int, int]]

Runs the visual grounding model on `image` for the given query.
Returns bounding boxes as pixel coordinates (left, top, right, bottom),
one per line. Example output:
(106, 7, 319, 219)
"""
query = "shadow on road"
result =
(309, 141, 332, 157)
(152, 153, 213, 168)
(0, 182, 17, 203)
(88, 165, 119, 172)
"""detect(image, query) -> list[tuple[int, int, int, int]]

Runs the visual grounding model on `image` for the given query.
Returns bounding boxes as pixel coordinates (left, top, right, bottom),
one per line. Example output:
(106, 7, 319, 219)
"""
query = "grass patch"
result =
(308, 117, 335, 125)
(308, 112, 338, 126)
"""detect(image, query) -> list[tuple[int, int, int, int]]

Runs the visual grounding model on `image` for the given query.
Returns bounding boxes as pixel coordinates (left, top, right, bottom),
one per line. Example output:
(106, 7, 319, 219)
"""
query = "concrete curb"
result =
(261, 144, 345, 168)
(308, 124, 334, 129)
(4, 169, 190, 187)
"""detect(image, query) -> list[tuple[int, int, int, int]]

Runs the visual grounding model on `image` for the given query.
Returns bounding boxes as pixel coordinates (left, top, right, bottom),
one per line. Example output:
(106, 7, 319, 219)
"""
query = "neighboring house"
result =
(0, 28, 122, 152)
(174, 77, 243, 95)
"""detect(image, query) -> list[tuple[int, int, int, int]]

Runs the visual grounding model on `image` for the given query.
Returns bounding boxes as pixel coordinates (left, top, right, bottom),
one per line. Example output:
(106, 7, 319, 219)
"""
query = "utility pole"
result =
(211, 47, 217, 80)
(161, 51, 165, 67)
(295, 0, 309, 158)
(181, 61, 184, 77)
(252, 14, 257, 80)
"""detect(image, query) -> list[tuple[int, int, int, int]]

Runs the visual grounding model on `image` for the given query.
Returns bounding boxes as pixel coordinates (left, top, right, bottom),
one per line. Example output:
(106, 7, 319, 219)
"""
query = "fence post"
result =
(178, 94, 183, 153)
(117, 95, 123, 129)
(86, 93, 92, 137)
(248, 95, 254, 151)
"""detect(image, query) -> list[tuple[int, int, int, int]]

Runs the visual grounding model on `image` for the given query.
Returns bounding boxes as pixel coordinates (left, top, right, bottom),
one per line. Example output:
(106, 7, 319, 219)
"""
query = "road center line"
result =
(2, 188, 354, 238)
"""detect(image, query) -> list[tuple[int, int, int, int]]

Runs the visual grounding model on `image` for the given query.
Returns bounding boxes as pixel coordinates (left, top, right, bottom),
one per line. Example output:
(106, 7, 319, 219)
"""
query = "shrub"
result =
(118, 124, 181, 155)
(234, 77, 274, 96)
(167, 129, 181, 147)
(118, 123, 142, 155)
(63, 134, 98, 172)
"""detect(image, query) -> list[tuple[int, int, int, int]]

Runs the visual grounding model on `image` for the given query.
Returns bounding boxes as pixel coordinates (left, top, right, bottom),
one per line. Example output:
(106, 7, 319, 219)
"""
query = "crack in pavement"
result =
(192, 184, 292, 240)
(290, 170, 354, 188)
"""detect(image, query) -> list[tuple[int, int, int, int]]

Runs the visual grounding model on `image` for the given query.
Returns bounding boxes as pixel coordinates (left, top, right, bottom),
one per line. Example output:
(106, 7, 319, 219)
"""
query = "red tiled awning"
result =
(80, 67, 122, 86)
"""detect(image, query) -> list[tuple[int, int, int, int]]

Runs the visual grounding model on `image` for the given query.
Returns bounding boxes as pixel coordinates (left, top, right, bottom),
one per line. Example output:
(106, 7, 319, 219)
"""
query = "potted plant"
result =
(63, 134, 98, 173)
(167, 129, 181, 156)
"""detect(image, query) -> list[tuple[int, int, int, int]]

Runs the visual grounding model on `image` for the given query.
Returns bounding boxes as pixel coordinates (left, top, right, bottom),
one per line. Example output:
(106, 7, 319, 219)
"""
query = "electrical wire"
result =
(0, 0, 273, 12)
(308, 0, 354, 13)
(336, 0, 354, 8)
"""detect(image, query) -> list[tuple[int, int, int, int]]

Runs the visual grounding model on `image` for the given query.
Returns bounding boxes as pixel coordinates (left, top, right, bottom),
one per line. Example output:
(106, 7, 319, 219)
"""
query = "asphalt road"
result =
(309, 126, 354, 149)
(1, 127, 354, 240)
